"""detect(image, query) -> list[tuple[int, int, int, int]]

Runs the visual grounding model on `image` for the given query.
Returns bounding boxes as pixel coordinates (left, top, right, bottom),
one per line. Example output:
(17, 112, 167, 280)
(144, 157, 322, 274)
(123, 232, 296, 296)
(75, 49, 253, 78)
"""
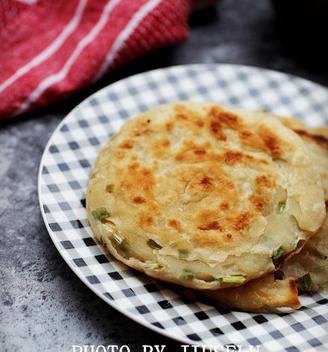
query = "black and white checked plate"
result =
(39, 64, 328, 351)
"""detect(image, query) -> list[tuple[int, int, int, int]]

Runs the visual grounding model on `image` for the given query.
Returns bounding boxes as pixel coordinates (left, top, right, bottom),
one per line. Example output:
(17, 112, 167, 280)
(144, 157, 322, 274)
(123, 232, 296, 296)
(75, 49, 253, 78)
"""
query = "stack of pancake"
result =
(87, 102, 328, 312)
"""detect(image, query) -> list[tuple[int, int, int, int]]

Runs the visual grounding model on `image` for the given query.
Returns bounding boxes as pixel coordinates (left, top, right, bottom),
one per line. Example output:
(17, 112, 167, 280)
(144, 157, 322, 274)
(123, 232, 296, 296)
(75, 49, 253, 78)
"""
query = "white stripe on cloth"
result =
(16, 0, 38, 4)
(94, 0, 162, 82)
(14, 0, 122, 116)
(0, 0, 87, 93)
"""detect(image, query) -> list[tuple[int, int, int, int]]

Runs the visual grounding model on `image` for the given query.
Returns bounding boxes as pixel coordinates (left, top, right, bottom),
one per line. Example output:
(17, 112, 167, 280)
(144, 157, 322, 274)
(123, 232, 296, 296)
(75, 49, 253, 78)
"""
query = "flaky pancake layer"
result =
(87, 102, 325, 290)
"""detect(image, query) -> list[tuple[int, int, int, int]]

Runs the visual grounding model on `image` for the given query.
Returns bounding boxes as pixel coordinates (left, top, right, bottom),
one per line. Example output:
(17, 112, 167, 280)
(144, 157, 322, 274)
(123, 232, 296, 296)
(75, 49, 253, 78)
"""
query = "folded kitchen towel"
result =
(0, 0, 195, 120)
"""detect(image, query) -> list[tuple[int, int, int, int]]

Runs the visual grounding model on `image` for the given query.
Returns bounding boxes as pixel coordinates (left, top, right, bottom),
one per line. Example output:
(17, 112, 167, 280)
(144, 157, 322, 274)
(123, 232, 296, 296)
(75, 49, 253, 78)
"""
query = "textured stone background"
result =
(1, 1, 327, 351)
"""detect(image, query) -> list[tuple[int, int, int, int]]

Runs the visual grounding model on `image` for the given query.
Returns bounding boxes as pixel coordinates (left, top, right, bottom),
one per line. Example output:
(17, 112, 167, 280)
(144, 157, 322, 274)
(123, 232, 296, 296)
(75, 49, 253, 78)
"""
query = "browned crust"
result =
(294, 129, 328, 151)
(87, 103, 326, 293)
(198, 275, 301, 313)
(309, 126, 328, 139)
(272, 112, 328, 151)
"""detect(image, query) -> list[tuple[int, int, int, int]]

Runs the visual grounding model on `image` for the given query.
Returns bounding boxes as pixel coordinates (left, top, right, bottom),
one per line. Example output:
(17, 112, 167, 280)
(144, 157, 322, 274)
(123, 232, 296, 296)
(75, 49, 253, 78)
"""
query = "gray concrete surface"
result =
(1, 1, 327, 351)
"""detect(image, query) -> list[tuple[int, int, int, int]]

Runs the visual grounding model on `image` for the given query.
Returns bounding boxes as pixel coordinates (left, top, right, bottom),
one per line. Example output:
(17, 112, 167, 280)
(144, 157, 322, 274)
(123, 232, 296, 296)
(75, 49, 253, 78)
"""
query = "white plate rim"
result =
(38, 63, 328, 349)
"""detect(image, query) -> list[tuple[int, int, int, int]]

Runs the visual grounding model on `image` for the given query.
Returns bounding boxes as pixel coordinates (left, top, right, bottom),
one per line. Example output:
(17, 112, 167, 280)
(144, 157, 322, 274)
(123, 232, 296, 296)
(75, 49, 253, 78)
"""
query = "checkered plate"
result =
(38, 64, 328, 351)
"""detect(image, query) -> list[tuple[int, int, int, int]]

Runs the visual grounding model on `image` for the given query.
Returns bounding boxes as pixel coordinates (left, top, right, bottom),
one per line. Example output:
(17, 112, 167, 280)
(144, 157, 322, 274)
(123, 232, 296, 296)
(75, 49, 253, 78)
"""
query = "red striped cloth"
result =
(0, 0, 194, 120)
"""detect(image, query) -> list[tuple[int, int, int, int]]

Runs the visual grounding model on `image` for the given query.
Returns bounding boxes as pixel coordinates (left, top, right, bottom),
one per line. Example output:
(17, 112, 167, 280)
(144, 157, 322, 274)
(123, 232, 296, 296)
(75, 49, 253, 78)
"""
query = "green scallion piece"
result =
(178, 249, 189, 259)
(298, 273, 313, 293)
(98, 236, 106, 245)
(147, 239, 162, 250)
(277, 201, 286, 214)
(180, 269, 194, 280)
(272, 246, 284, 266)
(113, 234, 124, 245)
(92, 207, 110, 221)
(217, 274, 246, 284)
(106, 184, 114, 193)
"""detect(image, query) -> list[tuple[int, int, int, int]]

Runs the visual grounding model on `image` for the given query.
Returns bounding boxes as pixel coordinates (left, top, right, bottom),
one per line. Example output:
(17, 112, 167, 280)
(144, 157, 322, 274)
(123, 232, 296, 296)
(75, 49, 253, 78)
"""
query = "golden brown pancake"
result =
(203, 115, 328, 311)
(87, 102, 325, 290)
(281, 125, 328, 293)
(200, 275, 300, 312)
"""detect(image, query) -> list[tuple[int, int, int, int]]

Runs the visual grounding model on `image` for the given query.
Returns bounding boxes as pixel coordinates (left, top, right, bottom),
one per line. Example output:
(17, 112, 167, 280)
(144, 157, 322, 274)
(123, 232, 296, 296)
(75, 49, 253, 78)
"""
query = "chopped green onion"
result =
(272, 246, 284, 266)
(217, 274, 247, 284)
(106, 184, 114, 193)
(98, 236, 106, 245)
(178, 249, 189, 259)
(92, 207, 110, 221)
(110, 235, 129, 258)
(274, 270, 285, 280)
(180, 269, 194, 280)
(298, 273, 313, 293)
(113, 234, 124, 245)
(147, 239, 162, 250)
(277, 201, 286, 214)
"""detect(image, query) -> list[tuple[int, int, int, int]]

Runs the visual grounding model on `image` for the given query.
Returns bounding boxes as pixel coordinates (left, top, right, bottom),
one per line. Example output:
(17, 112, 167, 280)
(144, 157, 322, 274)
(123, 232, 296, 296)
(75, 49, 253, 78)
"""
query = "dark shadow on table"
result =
(271, 0, 328, 75)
